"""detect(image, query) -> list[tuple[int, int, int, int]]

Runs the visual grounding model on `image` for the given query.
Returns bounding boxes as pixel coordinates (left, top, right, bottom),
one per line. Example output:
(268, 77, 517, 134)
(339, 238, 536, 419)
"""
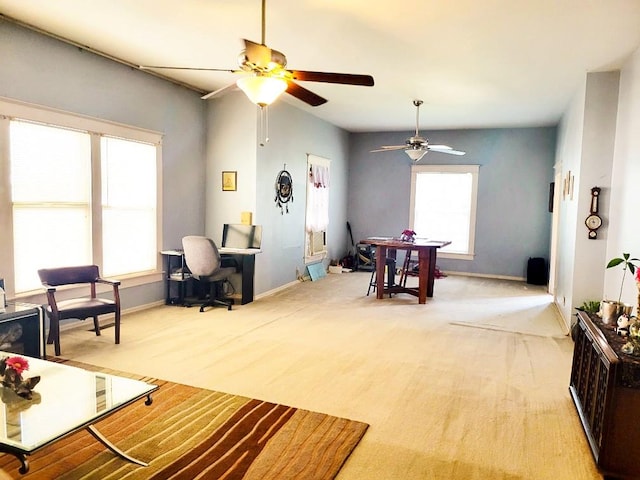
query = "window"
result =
(101, 136, 157, 277)
(10, 121, 92, 292)
(304, 155, 330, 263)
(409, 164, 479, 260)
(0, 98, 162, 296)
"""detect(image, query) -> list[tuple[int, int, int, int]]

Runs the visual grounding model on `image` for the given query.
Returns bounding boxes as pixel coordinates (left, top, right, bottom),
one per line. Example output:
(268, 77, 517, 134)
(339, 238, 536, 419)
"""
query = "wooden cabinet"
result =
(570, 311, 640, 479)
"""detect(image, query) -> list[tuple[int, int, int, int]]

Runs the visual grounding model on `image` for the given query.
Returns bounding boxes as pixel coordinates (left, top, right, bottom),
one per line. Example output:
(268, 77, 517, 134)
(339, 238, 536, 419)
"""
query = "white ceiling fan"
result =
(140, 0, 374, 107)
(371, 100, 465, 162)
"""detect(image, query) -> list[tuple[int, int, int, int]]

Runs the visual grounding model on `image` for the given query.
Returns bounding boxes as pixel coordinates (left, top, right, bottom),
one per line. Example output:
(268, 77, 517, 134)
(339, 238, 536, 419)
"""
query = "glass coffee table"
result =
(0, 352, 157, 474)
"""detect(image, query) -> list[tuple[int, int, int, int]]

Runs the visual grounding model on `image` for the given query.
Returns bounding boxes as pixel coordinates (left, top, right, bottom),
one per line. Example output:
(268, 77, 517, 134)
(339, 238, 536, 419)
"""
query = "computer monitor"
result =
(222, 224, 262, 249)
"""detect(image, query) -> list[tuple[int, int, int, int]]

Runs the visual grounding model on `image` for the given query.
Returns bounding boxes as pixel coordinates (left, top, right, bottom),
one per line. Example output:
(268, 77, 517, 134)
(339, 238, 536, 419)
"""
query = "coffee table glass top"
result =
(0, 352, 157, 453)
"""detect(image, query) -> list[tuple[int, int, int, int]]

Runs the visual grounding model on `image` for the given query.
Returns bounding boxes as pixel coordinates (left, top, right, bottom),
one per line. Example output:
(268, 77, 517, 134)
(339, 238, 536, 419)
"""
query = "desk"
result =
(359, 238, 451, 304)
(219, 247, 261, 305)
(161, 248, 261, 305)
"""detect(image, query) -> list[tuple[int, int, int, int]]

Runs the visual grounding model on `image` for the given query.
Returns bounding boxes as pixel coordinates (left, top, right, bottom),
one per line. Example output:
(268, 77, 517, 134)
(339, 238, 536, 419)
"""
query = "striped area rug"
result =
(0, 360, 368, 479)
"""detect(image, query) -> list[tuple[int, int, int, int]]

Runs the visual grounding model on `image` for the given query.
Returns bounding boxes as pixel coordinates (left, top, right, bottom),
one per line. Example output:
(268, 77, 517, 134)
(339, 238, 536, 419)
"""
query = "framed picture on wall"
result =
(222, 171, 237, 191)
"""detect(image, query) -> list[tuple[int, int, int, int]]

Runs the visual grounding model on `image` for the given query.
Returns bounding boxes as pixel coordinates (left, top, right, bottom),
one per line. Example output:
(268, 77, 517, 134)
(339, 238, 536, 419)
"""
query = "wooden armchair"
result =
(37, 265, 121, 356)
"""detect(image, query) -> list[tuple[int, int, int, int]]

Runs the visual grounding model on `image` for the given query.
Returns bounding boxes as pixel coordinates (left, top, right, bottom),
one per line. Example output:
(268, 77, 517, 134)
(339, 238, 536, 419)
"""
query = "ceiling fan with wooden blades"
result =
(371, 100, 465, 162)
(140, 0, 374, 107)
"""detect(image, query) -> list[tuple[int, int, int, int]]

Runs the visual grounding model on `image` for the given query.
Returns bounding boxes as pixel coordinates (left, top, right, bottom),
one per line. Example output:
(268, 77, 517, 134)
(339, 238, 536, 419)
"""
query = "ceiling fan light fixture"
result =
(236, 75, 287, 107)
(405, 149, 427, 162)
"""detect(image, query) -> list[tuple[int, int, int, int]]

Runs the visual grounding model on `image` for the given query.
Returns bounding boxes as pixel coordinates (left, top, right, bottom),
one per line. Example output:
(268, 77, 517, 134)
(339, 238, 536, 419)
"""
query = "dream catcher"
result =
(275, 166, 293, 214)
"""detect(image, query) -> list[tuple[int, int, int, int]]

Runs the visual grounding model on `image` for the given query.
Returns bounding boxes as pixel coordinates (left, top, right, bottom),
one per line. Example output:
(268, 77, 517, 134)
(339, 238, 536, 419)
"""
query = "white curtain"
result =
(306, 158, 330, 233)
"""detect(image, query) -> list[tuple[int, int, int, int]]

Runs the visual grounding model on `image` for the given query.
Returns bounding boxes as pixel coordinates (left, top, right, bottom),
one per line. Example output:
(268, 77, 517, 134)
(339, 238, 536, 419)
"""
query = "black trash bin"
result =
(527, 257, 548, 285)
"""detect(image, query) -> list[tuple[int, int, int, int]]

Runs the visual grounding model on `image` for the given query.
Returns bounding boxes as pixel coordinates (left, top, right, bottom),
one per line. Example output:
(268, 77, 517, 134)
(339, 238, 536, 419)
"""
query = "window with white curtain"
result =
(0, 98, 162, 295)
(410, 164, 479, 260)
(305, 155, 330, 262)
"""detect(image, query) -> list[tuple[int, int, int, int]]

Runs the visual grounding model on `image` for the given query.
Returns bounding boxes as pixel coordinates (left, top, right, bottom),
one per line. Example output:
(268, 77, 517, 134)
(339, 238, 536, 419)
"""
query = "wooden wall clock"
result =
(585, 187, 602, 239)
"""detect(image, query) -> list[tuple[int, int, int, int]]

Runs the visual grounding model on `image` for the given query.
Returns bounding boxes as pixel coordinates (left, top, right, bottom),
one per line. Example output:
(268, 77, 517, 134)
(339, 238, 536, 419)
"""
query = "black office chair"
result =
(182, 236, 235, 312)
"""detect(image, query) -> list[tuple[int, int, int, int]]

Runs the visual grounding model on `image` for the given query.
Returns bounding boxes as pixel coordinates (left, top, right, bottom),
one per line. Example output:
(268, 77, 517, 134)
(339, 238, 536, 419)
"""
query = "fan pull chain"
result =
(261, 0, 266, 45)
(259, 105, 269, 146)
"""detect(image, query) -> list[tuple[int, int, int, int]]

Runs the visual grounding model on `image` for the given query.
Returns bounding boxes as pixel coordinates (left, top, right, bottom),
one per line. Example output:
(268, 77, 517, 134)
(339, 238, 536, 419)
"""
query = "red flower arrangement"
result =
(401, 229, 416, 242)
(0, 355, 40, 399)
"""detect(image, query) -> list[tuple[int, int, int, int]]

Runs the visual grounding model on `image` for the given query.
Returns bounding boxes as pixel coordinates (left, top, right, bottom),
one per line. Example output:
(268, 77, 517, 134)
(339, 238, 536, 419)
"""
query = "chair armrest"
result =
(96, 277, 121, 287)
(40, 282, 57, 293)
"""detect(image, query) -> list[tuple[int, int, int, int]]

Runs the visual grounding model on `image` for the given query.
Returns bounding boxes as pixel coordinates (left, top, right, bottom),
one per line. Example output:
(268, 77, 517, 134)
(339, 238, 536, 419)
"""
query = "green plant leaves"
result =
(606, 253, 640, 302)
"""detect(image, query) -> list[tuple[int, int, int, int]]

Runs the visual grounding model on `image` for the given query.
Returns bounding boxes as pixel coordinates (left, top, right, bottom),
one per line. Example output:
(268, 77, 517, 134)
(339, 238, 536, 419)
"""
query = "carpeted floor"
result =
(28, 272, 602, 479)
(0, 360, 368, 479)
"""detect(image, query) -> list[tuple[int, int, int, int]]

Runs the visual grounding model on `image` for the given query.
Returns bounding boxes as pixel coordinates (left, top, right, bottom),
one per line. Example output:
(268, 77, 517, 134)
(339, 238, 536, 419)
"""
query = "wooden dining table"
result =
(359, 237, 451, 304)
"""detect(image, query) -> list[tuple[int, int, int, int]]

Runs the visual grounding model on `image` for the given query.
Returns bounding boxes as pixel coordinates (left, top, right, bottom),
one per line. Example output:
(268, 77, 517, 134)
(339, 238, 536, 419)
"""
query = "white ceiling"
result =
(1, 0, 640, 132)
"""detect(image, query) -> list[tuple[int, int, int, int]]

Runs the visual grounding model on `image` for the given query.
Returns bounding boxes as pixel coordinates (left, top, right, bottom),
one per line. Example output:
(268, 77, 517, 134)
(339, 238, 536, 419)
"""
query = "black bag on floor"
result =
(527, 257, 548, 285)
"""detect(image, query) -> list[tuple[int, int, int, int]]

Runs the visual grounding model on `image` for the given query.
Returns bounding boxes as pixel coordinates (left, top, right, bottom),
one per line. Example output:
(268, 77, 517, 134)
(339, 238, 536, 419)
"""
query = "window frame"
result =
(409, 164, 479, 261)
(0, 96, 163, 299)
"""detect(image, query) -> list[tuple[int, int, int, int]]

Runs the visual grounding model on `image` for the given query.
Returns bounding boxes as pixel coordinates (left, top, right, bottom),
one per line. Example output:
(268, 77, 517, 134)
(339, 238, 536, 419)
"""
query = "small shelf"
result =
(161, 250, 193, 305)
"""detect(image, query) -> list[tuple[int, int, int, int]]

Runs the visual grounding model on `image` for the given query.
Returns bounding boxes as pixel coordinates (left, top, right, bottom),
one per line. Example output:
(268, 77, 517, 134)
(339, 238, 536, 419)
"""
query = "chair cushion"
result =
(46, 297, 117, 320)
(195, 266, 236, 282)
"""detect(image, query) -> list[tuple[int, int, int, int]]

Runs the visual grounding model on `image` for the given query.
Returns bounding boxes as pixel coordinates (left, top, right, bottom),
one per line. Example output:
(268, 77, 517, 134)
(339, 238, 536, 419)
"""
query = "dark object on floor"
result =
(37, 265, 121, 356)
(182, 236, 235, 311)
(527, 257, 548, 285)
(342, 221, 357, 269)
(356, 244, 375, 271)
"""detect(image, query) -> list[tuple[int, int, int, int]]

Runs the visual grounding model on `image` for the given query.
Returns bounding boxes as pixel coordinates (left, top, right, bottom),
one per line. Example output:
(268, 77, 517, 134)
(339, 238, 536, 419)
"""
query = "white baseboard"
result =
(255, 280, 301, 300)
(443, 271, 526, 282)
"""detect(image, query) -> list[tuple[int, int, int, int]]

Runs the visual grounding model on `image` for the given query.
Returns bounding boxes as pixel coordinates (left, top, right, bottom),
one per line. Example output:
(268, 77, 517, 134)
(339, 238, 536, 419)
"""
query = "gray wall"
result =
(0, 19, 206, 308)
(349, 127, 557, 279)
(255, 101, 350, 292)
(205, 96, 350, 295)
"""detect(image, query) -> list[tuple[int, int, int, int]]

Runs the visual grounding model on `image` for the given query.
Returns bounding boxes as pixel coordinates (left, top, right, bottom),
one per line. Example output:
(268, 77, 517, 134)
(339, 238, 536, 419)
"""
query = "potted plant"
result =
(575, 300, 601, 314)
(601, 253, 639, 324)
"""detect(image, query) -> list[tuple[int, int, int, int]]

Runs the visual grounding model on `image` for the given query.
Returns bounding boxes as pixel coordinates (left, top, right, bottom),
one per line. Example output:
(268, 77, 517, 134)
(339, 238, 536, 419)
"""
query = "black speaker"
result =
(527, 257, 548, 285)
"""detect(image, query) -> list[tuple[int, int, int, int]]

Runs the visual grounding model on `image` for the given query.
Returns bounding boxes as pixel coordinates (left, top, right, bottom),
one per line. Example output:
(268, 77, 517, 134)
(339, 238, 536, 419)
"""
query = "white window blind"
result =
(10, 120, 92, 292)
(101, 136, 157, 277)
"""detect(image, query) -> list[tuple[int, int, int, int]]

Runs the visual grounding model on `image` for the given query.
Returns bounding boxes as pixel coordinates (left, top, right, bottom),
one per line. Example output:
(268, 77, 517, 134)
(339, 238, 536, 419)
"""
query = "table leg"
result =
(427, 247, 437, 297)
(0, 446, 30, 473)
(417, 248, 428, 304)
(376, 246, 387, 300)
(86, 425, 148, 467)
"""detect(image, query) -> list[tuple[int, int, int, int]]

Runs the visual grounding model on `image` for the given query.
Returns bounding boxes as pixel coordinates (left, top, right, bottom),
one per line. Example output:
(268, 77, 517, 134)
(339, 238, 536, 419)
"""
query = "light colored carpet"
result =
(50, 272, 599, 480)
